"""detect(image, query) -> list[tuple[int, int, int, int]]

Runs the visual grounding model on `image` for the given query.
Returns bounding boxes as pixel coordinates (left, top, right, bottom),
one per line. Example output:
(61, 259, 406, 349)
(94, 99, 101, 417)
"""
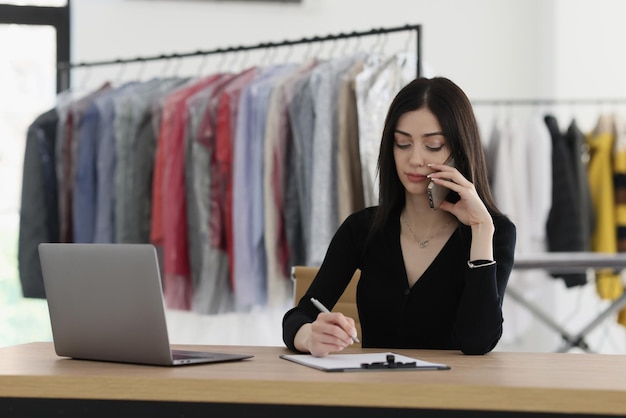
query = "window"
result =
(0, 1, 68, 347)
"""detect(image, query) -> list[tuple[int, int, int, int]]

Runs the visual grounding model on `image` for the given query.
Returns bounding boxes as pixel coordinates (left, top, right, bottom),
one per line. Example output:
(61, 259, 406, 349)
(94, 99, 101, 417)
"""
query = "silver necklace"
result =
(401, 215, 452, 249)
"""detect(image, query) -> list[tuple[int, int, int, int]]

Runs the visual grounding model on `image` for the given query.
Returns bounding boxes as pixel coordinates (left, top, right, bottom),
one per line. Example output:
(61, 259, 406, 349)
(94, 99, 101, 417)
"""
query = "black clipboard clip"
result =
(360, 354, 417, 369)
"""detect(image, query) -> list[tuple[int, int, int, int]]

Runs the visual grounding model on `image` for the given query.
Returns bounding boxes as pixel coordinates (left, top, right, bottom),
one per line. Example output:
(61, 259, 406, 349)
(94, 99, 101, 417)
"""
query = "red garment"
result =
(196, 74, 236, 149)
(212, 68, 258, 289)
(195, 73, 236, 272)
(268, 83, 293, 280)
(153, 76, 220, 310)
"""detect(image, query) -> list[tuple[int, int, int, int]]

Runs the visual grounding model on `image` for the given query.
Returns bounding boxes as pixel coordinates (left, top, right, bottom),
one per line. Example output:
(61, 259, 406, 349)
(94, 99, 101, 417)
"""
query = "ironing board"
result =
(510, 252, 626, 352)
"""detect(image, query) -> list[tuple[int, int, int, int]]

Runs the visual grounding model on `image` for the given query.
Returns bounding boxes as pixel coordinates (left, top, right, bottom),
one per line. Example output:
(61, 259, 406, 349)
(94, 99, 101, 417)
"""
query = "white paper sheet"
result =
(280, 351, 450, 372)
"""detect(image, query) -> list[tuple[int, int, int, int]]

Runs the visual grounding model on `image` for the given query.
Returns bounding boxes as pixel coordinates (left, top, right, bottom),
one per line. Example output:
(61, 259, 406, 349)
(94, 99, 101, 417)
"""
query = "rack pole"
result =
(472, 98, 626, 106)
(60, 24, 422, 71)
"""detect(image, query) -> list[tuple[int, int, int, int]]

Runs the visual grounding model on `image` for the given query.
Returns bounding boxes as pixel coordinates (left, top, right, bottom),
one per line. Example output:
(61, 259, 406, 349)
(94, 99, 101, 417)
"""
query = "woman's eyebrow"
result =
(394, 129, 445, 138)
(394, 129, 411, 137)
(423, 131, 445, 138)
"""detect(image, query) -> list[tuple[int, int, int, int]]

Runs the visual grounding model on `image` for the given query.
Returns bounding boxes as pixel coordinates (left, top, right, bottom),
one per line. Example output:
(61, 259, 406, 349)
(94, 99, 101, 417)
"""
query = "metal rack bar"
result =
(59, 23, 422, 77)
(472, 98, 626, 106)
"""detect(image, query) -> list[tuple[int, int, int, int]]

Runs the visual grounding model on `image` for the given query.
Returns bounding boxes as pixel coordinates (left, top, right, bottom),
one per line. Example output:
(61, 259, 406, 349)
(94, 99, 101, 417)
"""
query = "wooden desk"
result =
(1, 342, 625, 417)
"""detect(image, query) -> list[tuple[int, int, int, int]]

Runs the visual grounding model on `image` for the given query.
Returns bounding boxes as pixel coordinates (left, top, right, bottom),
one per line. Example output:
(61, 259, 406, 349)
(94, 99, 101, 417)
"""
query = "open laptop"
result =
(38, 243, 253, 366)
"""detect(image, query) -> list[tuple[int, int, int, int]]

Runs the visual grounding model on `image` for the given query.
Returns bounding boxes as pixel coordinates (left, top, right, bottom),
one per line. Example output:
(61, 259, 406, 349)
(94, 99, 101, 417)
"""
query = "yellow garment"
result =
(612, 116, 626, 326)
(613, 116, 626, 248)
(587, 131, 617, 254)
(586, 121, 626, 327)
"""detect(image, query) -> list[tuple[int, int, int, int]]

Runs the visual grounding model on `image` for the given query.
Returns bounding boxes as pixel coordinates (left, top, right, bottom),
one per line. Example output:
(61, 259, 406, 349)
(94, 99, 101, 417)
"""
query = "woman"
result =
(282, 77, 516, 357)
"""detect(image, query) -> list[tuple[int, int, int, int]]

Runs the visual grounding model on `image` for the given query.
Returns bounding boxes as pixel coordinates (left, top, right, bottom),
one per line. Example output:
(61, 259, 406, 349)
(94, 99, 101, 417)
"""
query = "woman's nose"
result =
(409, 149, 425, 167)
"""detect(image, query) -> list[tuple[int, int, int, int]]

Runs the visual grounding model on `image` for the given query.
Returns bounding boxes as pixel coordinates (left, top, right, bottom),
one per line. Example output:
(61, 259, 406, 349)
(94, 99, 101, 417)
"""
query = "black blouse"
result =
(282, 206, 516, 355)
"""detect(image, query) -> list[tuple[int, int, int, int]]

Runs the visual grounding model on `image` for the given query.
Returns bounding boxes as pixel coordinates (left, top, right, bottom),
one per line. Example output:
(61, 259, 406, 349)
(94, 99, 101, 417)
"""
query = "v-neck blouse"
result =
(282, 206, 516, 354)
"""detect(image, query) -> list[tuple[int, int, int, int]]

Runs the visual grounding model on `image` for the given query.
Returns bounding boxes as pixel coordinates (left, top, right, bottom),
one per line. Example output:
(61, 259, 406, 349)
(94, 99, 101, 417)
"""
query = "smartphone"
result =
(427, 158, 455, 210)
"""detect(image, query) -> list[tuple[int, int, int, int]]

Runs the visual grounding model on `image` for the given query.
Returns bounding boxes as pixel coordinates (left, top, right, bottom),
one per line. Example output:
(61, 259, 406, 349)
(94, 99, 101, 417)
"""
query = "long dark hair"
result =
(370, 76, 501, 235)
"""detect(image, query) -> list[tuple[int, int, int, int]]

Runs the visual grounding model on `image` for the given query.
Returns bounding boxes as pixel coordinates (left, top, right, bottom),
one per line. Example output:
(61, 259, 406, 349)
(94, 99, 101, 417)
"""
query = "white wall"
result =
(72, 0, 626, 108)
(72, 0, 552, 97)
(70, 0, 626, 352)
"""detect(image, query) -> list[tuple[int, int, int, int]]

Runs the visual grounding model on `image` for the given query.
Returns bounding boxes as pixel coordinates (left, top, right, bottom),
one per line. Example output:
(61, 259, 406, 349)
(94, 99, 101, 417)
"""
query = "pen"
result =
(310, 297, 360, 343)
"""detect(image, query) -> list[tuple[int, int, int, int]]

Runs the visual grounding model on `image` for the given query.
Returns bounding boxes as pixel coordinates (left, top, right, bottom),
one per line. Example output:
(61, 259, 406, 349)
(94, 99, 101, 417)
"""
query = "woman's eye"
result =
(426, 145, 445, 151)
(395, 142, 411, 149)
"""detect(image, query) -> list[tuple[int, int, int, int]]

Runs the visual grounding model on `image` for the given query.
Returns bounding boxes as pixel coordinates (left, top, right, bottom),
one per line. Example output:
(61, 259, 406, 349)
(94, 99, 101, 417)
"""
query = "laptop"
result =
(38, 243, 253, 366)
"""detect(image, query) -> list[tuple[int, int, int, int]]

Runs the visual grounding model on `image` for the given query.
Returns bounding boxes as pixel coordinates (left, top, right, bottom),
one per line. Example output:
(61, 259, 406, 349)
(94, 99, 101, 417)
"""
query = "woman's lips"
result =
(406, 173, 427, 183)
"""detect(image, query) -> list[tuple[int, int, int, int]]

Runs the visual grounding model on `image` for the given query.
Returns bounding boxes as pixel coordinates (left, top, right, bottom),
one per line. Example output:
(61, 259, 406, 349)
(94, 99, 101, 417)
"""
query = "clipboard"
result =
(280, 351, 450, 372)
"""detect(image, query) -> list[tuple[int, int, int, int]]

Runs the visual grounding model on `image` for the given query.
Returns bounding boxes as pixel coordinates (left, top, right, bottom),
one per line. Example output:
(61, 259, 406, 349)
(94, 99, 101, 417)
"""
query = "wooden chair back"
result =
(290, 266, 361, 345)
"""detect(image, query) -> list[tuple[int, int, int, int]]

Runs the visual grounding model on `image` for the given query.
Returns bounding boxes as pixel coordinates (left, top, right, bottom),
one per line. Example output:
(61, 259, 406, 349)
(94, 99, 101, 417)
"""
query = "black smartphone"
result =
(427, 158, 455, 210)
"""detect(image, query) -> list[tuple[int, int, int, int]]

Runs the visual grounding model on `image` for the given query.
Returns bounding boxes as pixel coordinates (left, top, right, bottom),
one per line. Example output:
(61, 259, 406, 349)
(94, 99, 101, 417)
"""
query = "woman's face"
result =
(392, 108, 452, 197)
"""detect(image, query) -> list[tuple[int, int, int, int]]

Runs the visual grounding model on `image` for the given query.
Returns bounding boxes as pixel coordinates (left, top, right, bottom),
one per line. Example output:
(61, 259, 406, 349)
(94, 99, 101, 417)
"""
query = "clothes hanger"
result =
(325, 37, 340, 59)
(215, 50, 229, 73)
(135, 57, 146, 81)
(282, 43, 294, 64)
(376, 32, 388, 55)
(113, 60, 127, 86)
(593, 107, 614, 136)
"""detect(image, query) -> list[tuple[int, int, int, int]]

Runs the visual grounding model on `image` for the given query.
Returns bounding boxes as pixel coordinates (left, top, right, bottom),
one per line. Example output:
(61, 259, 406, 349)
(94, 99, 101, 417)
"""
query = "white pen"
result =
(310, 297, 360, 343)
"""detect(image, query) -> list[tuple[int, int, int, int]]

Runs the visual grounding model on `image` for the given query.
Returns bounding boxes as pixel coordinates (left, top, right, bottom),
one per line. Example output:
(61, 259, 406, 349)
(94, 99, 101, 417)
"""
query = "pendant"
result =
(418, 240, 430, 248)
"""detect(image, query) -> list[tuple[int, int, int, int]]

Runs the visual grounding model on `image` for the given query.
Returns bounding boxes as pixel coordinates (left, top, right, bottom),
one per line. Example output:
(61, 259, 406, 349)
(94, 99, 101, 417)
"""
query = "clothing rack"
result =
(58, 23, 422, 91)
(472, 98, 626, 106)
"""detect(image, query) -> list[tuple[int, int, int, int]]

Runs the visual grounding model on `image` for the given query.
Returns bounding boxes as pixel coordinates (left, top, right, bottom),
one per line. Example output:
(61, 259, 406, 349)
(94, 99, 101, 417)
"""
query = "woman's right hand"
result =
(295, 313, 357, 357)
